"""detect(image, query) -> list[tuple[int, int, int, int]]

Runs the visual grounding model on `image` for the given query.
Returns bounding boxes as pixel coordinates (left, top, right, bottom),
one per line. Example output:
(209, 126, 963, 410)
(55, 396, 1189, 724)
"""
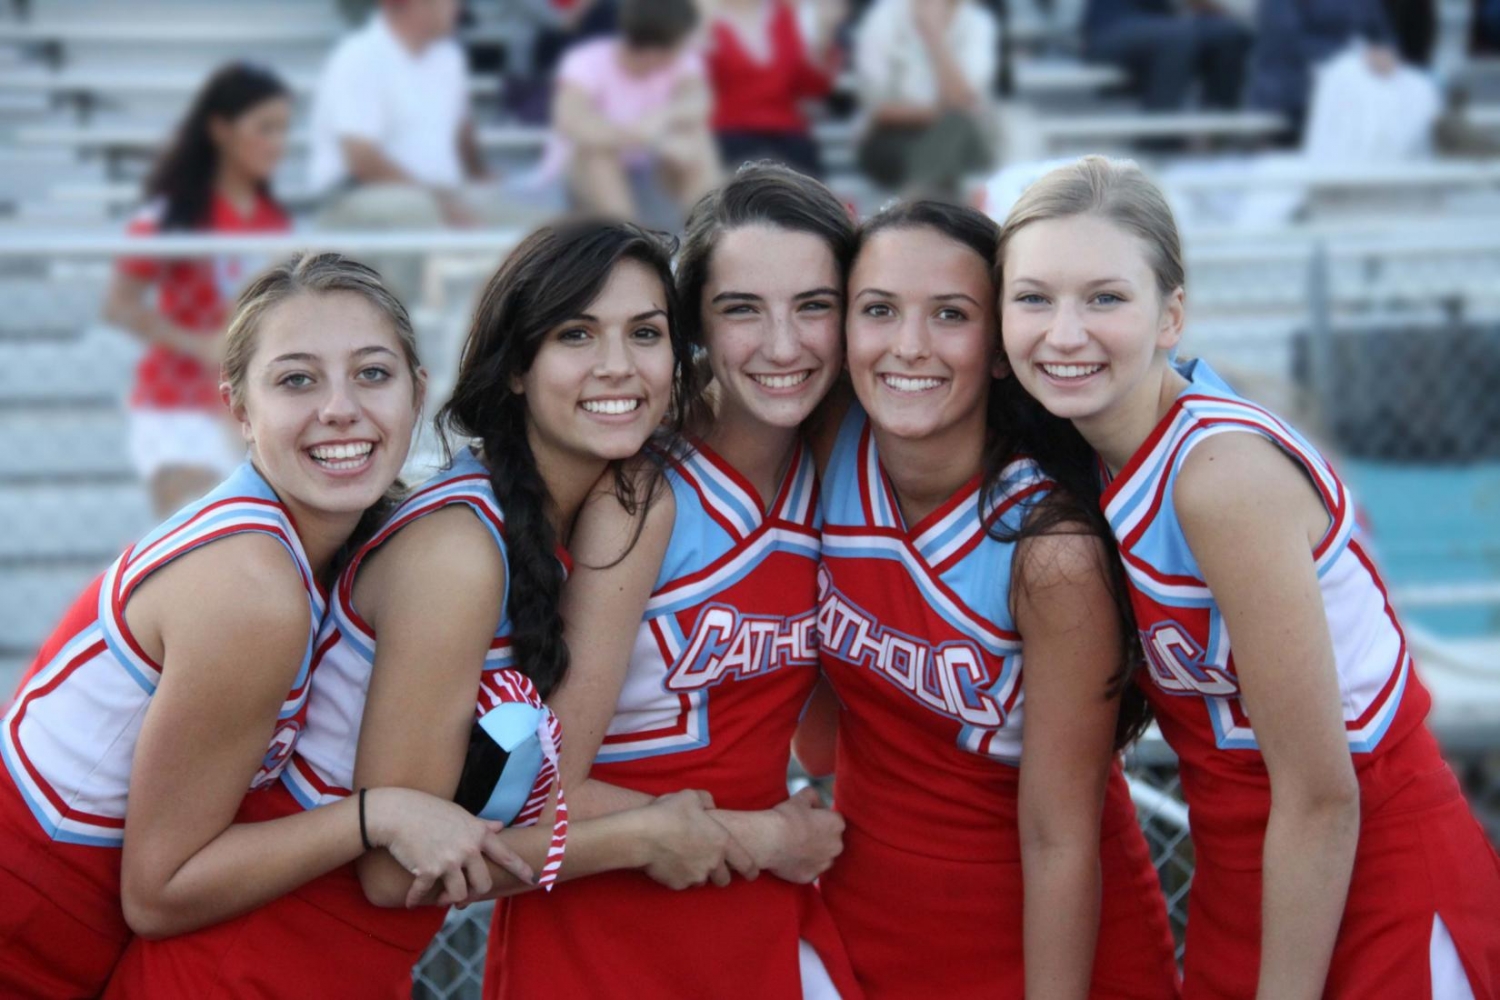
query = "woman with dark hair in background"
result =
(487, 165, 864, 999)
(103, 63, 295, 519)
(798, 200, 1179, 998)
(102, 222, 747, 1000)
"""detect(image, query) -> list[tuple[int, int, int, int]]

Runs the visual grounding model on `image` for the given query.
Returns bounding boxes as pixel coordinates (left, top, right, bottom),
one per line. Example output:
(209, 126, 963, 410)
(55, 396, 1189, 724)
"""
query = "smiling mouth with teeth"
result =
(750, 371, 812, 390)
(309, 442, 375, 470)
(580, 398, 642, 416)
(1039, 363, 1105, 380)
(881, 374, 946, 393)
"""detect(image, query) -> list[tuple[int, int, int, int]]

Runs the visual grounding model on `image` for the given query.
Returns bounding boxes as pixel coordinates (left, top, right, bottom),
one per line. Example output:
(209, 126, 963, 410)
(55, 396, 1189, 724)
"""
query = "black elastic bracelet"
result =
(358, 787, 373, 851)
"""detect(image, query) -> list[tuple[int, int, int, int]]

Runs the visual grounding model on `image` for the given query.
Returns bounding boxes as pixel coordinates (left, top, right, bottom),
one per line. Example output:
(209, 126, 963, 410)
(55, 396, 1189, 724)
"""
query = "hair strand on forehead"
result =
(997, 155, 1185, 297)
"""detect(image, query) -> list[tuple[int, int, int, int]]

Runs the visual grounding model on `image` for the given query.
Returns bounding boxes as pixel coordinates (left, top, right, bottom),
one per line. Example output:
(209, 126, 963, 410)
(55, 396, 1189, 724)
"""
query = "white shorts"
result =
(127, 408, 243, 480)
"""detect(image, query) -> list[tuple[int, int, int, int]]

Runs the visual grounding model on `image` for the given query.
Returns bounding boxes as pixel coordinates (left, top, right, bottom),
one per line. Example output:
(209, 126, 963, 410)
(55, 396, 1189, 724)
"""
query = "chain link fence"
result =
(1, 230, 1496, 997)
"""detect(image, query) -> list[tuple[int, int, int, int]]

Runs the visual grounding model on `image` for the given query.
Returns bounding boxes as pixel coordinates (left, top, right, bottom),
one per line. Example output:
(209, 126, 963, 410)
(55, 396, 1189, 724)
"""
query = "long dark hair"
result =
(144, 62, 289, 231)
(855, 200, 1150, 748)
(436, 219, 696, 699)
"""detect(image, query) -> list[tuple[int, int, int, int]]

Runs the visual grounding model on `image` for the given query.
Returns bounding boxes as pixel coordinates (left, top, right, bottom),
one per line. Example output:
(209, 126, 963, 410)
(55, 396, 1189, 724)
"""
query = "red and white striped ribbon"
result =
(534, 707, 567, 890)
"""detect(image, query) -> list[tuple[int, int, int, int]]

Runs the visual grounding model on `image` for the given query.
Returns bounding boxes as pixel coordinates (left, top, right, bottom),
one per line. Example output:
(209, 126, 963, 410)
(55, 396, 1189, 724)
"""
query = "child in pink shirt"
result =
(547, 0, 719, 220)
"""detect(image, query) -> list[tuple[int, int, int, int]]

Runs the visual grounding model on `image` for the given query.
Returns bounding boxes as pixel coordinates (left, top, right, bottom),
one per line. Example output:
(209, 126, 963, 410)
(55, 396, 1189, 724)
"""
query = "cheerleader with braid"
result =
(104, 224, 746, 999)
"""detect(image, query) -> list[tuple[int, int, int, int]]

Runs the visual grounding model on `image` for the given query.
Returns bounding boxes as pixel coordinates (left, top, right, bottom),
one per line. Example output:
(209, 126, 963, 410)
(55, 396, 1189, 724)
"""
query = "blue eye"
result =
(1094, 292, 1124, 306)
(357, 366, 392, 382)
(1015, 293, 1047, 306)
(278, 372, 313, 389)
(800, 300, 834, 314)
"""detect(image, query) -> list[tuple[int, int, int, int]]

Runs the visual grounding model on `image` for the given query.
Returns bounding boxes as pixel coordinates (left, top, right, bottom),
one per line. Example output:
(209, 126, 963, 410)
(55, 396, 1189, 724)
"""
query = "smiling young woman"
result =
(102, 223, 754, 1000)
(799, 200, 1179, 1000)
(486, 165, 864, 1000)
(1, 254, 526, 999)
(998, 156, 1500, 1000)
(102, 63, 295, 520)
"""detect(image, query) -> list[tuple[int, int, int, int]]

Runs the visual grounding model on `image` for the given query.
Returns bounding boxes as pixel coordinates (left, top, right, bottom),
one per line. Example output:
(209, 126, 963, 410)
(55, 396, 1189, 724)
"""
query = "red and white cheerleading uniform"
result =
(104, 447, 568, 1000)
(817, 403, 1180, 999)
(1105, 358, 1500, 999)
(0, 462, 320, 998)
(487, 439, 863, 1000)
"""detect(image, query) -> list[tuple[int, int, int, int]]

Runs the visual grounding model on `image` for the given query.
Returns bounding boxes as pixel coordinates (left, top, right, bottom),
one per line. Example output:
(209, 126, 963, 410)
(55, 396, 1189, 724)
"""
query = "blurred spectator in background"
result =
(706, 0, 845, 177)
(1247, 0, 1397, 133)
(102, 64, 291, 519)
(1082, 0, 1252, 111)
(854, 0, 999, 197)
(310, 0, 485, 230)
(548, 0, 719, 223)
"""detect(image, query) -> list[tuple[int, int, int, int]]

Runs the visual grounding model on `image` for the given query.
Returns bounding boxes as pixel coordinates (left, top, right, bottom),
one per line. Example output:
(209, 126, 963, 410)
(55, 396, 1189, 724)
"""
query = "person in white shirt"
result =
(311, 0, 549, 304)
(853, 0, 999, 196)
(312, 0, 485, 226)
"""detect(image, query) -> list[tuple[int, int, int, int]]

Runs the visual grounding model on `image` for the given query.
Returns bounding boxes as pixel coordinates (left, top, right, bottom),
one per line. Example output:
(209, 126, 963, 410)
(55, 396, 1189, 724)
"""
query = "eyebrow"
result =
(1009, 276, 1132, 289)
(932, 293, 983, 307)
(569, 308, 668, 324)
(855, 287, 896, 300)
(711, 288, 842, 305)
(269, 345, 398, 364)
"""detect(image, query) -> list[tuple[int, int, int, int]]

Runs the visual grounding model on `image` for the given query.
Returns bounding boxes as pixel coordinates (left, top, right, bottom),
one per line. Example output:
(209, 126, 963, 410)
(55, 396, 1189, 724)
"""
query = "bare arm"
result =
(655, 75, 712, 136)
(102, 271, 221, 369)
(458, 119, 489, 182)
(553, 83, 638, 152)
(120, 535, 503, 937)
(351, 508, 534, 906)
(1176, 434, 1360, 1000)
(911, 1, 981, 111)
(550, 482, 677, 818)
(346, 507, 745, 907)
(1015, 527, 1123, 1000)
(340, 137, 419, 186)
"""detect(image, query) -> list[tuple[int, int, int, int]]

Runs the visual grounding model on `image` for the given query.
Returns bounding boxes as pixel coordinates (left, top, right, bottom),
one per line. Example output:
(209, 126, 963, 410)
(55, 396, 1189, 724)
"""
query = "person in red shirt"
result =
(103, 63, 294, 518)
(706, 0, 844, 177)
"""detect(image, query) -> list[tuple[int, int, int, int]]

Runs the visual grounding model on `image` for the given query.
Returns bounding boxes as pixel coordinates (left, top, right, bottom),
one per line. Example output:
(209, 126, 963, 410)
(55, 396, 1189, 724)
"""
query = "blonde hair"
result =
(998, 156, 1185, 296)
(221, 251, 421, 407)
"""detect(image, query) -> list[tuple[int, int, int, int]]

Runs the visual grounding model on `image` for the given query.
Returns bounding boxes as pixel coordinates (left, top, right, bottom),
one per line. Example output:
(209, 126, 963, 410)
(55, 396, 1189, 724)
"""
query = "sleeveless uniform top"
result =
(1101, 359, 1500, 999)
(817, 402, 1052, 852)
(284, 447, 568, 882)
(1101, 358, 1433, 854)
(816, 402, 1179, 999)
(589, 438, 821, 800)
(488, 438, 864, 1000)
(97, 451, 573, 1000)
(0, 462, 319, 934)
